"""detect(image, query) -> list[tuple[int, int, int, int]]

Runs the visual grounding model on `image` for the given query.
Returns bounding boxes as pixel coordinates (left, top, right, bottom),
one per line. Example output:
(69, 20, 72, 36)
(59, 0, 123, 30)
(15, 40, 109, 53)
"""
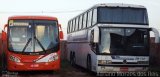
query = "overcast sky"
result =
(0, 0, 160, 39)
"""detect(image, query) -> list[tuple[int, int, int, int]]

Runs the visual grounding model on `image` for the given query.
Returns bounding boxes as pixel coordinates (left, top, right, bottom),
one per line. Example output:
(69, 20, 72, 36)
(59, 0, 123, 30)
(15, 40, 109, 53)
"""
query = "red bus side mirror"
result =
(2, 31, 7, 41)
(60, 31, 64, 40)
(58, 24, 63, 40)
(4, 24, 8, 30)
(2, 24, 8, 41)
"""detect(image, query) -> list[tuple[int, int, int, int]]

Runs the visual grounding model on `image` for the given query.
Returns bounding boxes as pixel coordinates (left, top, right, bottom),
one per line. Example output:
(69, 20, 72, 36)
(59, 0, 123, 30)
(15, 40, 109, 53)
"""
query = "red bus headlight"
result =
(48, 53, 59, 62)
(9, 55, 20, 62)
(36, 53, 59, 63)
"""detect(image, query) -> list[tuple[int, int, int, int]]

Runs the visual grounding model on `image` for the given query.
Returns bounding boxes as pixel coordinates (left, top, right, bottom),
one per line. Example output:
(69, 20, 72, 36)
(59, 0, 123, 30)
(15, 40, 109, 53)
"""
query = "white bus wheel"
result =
(71, 52, 76, 67)
(87, 55, 92, 71)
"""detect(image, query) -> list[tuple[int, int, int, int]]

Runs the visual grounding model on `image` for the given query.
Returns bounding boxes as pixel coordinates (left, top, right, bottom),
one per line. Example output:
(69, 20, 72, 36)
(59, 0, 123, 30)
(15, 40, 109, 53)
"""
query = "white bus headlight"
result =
(9, 55, 20, 62)
(106, 60, 112, 64)
(98, 60, 112, 64)
(98, 60, 104, 64)
(48, 53, 59, 62)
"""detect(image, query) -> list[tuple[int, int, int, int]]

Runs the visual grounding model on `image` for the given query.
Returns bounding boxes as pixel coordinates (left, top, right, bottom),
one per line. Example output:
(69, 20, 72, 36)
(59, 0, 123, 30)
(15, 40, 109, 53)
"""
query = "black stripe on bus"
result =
(98, 64, 149, 67)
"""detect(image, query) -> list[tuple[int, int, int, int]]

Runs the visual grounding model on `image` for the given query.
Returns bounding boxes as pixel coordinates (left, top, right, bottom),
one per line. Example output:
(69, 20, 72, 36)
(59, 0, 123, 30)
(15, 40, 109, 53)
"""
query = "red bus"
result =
(1, 16, 63, 71)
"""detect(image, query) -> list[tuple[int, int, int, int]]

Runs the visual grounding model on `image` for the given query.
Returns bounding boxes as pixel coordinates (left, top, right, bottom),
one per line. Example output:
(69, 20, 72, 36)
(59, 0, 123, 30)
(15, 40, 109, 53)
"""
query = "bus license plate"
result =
(30, 64, 39, 68)
(120, 67, 128, 72)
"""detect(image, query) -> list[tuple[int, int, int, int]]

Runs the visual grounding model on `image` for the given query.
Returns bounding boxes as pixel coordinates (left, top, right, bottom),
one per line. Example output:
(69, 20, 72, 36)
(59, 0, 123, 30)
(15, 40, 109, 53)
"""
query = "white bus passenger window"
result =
(79, 15, 83, 30)
(92, 8, 97, 25)
(87, 10, 93, 28)
(83, 13, 87, 29)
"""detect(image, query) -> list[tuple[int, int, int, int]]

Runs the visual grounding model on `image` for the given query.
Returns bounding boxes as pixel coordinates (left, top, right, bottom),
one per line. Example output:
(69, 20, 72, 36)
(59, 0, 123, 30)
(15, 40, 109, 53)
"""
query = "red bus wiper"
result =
(22, 38, 32, 52)
(34, 36, 46, 53)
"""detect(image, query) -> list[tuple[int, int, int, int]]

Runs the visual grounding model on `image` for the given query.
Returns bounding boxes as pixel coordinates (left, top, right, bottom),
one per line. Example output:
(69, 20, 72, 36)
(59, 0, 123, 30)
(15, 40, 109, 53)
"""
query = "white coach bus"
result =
(67, 3, 159, 73)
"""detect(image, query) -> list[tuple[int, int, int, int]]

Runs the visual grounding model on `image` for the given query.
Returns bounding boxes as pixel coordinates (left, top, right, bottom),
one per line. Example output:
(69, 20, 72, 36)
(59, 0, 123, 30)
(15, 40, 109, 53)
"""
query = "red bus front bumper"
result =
(7, 60, 60, 71)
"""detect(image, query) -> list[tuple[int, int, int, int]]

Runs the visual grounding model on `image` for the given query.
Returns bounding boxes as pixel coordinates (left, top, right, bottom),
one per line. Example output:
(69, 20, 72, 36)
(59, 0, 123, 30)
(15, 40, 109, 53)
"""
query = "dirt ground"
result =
(1, 60, 160, 77)
(1, 60, 96, 77)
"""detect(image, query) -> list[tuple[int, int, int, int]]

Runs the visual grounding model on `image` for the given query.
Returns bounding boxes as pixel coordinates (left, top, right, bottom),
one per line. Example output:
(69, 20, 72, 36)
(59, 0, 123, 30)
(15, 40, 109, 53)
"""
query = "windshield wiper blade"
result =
(34, 36, 46, 53)
(22, 38, 32, 53)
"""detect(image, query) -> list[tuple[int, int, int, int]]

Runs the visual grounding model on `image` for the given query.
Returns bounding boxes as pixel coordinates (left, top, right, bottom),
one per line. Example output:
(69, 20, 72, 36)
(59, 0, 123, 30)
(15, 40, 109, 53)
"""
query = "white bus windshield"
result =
(98, 7, 148, 25)
(8, 20, 59, 54)
(98, 28, 149, 56)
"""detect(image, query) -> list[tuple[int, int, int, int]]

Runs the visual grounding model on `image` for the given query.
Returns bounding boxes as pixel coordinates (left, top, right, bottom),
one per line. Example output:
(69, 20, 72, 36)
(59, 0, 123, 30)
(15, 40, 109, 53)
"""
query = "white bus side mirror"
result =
(90, 27, 99, 43)
(151, 28, 160, 43)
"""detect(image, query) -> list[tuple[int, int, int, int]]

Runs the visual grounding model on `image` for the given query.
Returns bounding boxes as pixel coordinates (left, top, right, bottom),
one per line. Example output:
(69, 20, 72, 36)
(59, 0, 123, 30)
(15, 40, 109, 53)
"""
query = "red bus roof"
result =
(8, 16, 58, 20)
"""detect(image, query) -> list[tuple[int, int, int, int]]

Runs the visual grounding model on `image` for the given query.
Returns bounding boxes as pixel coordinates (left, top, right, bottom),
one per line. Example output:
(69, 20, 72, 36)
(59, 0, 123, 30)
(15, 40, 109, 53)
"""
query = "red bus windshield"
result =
(8, 20, 59, 54)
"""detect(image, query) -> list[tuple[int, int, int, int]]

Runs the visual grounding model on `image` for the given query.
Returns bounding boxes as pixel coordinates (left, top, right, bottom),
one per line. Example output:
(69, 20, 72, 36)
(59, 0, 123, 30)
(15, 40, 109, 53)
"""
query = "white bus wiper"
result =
(22, 38, 32, 53)
(34, 36, 46, 53)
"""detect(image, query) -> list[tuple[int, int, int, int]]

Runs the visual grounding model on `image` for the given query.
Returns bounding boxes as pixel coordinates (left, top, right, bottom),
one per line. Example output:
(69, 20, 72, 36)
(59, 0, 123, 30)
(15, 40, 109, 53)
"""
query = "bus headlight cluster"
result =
(98, 60, 112, 64)
(48, 53, 59, 62)
(9, 55, 20, 62)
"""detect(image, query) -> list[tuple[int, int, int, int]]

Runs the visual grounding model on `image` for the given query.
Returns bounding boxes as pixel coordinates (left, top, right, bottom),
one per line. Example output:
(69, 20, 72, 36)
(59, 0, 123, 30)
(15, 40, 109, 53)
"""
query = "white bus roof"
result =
(68, 3, 146, 22)
(93, 3, 146, 8)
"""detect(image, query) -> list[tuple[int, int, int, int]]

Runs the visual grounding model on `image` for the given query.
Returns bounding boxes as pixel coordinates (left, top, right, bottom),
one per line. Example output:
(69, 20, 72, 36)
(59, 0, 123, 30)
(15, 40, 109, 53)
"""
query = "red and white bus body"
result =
(2, 16, 62, 71)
